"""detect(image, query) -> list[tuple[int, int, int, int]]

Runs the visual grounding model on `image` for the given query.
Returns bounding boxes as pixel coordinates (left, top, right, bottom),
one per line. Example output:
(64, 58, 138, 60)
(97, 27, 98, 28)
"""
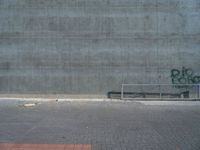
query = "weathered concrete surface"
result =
(0, 0, 200, 96)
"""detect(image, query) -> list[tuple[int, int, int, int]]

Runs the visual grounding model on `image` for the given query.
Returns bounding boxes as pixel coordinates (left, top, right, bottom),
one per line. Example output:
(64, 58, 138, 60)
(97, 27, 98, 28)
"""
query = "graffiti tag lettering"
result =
(171, 67, 200, 84)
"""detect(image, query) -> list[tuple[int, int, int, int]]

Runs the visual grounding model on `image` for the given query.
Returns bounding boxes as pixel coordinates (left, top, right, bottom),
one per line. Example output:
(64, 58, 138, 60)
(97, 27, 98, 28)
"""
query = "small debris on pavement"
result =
(21, 102, 40, 107)
(23, 103, 36, 107)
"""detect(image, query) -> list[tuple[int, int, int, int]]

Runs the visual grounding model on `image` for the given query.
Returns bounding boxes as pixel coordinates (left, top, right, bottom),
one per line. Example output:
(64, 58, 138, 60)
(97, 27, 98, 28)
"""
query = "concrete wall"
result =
(0, 0, 200, 96)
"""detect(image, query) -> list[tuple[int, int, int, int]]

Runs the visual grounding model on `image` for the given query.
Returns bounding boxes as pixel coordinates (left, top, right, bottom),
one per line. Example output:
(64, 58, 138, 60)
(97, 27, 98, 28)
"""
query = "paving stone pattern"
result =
(0, 101, 200, 150)
(0, 144, 91, 150)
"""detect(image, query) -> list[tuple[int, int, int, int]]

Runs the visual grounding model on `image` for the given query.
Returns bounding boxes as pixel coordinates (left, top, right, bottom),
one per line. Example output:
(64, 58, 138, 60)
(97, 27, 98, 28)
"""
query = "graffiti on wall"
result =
(171, 67, 200, 84)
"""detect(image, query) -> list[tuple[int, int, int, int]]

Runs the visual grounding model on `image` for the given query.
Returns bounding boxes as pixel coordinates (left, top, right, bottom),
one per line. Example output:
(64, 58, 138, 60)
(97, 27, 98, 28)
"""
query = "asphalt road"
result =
(0, 100, 200, 150)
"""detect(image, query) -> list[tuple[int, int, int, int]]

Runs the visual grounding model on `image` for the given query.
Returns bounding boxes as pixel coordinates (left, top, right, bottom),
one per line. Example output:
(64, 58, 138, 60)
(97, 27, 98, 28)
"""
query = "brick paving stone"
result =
(0, 144, 92, 150)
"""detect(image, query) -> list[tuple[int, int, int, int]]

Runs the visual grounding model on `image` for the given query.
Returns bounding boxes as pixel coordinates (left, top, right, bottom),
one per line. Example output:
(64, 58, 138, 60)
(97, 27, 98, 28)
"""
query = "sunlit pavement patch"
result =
(0, 144, 92, 150)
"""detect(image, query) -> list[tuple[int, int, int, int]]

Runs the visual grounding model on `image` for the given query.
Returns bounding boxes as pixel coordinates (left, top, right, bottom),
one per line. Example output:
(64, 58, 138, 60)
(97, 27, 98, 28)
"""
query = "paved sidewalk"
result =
(0, 144, 91, 150)
(0, 100, 200, 150)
